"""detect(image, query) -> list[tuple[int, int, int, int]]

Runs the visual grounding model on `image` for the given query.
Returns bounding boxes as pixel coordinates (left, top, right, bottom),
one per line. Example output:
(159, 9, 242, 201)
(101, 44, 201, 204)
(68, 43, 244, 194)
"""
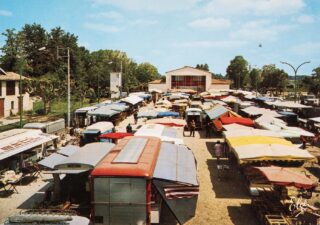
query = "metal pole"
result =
(280, 61, 310, 103)
(98, 73, 100, 103)
(19, 64, 23, 128)
(67, 47, 71, 127)
(120, 61, 122, 98)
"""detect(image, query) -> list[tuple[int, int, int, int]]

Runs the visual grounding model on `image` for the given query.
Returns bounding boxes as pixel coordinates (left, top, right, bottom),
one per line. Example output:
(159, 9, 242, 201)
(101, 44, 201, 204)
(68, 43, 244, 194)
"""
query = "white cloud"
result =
(230, 20, 295, 41)
(129, 19, 158, 26)
(173, 40, 246, 48)
(204, 0, 305, 16)
(291, 42, 320, 55)
(91, 0, 201, 12)
(0, 10, 12, 16)
(295, 15, 315, 24)
(189, 17, 231, 29)
(84, 22, 120, 33)
(88, 11, 123, 20)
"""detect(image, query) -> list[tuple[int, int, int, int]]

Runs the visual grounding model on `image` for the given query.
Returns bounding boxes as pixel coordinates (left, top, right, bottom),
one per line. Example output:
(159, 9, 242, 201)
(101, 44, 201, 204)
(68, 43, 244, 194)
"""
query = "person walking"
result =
(133, 112, 138, 124)
(190, 120, 196, 137)
(206, 122, 211, 138)
(214, 140, 223, 165)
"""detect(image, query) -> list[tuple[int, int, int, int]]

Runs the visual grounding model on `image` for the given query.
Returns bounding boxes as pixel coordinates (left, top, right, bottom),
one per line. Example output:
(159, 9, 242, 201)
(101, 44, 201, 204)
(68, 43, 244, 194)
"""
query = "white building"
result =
(110, 72, 122, 99)
(0, 69, 33, 118)
(148, 66, 231, 92)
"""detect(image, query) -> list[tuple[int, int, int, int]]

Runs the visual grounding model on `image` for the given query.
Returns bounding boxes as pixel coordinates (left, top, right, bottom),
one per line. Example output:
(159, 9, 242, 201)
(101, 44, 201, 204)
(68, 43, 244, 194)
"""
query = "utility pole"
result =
(57, 47, 71, 127)
(280, 61, 310, 103)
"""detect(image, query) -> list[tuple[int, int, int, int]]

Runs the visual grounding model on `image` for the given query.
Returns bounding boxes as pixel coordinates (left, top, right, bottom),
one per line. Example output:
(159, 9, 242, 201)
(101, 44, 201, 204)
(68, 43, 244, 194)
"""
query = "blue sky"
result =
(0, 0, 319, 75)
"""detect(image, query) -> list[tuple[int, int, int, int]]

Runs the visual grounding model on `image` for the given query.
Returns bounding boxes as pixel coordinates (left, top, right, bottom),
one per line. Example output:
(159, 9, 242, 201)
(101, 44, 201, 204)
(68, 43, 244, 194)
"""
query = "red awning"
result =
(220, 117, 254, 127)
(99, 132, 133, 140)
(253, 167, 317, 190)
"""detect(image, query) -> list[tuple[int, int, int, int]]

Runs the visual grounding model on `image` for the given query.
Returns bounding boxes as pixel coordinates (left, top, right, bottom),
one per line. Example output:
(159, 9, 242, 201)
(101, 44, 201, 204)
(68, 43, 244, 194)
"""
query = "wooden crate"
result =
(265, 215, 289, 225)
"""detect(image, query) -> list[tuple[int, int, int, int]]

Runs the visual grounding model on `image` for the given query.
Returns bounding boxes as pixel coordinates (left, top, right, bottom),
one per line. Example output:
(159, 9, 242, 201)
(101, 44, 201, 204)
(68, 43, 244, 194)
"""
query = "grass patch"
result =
(0, 120, 27, 132)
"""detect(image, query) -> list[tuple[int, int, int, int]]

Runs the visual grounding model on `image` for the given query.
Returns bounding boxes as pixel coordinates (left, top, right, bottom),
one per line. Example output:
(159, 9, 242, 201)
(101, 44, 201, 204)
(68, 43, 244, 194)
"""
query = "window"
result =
(0, 82, 2, 96)
(11, 101, 14, 110)
(6, 81, 15, 95)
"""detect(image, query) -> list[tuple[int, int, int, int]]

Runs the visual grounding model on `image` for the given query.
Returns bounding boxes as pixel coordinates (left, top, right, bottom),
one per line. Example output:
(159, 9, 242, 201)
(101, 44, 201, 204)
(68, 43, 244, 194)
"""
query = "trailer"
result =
(91, 136, 198, 225)
(23, 119, 65, 134)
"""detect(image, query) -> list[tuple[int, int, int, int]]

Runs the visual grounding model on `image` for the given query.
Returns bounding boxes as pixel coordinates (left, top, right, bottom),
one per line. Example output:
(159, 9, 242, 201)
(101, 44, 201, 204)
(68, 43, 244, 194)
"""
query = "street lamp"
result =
(280, 61, 311, 102)
(57, 47, 71, 127)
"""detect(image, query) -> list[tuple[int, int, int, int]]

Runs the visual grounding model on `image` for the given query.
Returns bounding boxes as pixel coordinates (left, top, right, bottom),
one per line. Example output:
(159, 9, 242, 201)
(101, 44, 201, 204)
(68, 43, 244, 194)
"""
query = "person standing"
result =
(206, 122, 211, 138)
(126, 123, 133, 133)
(190, 120, 196, 137)
(214, 140, 223, 165)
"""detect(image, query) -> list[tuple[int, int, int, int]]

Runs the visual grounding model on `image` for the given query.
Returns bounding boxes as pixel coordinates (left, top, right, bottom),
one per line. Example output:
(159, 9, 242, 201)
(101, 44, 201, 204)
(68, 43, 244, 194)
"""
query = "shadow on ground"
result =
(207, 158, 250, 199)
(17, 182, 51, 210)
(228, 204, 259, 225)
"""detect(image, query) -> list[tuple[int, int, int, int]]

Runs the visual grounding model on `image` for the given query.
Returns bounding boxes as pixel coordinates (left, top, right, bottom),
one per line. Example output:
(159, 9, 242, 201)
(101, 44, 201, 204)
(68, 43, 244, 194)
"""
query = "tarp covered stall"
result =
(75, 106, 98, 127)
(309, 117, 320, 123)
(241, 106, 282, 117)
(99, 132, 133, 141)
(146, 118, 187, 127)
(225, 136, 315, 164)
(157, 111, 180, 118)
(258, 122, 314, 138)
(120, 95, 144, 105)
(220, 117, 254, 127)
(38, 153, 68, 169)
(83, 122, 114, 144)
(88, 106, 119, 118)
(265, 101, 312, 109)
(57, 145, 80, 157)
(137, 110, 159, 119)
(153, 142, 198, 225)
(53, 142, 115, 174)
(251, 166, 317, 189)
(205, 105, 228, 120)
(135, 124, 184, 145)
(0, 129, 58, 161)
(223, 127, 281, 138)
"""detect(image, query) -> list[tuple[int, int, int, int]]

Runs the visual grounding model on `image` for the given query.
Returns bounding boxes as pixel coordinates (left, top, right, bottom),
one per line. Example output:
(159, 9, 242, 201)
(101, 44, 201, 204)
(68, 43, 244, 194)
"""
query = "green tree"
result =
(249, 68, 261, 91)
(196, 63, 209, 71)
(302, 67, 320, 97)
(136, 62, 160, 83)
(26, 73, 61, 114)
(226, 56, 249, 89)
(0, 29, 21, 71)
(260, 64, 288, 95)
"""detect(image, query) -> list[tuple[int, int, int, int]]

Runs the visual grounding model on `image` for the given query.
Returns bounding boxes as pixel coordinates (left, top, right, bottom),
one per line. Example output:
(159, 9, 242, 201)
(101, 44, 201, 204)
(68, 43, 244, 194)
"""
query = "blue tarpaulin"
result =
(157, 111, 179, 118)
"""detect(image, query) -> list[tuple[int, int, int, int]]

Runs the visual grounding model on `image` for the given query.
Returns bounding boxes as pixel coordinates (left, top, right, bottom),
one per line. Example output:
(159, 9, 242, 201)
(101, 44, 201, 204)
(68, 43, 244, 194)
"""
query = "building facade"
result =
(148, 66, 231, 92)
(0, 69, 33, 118)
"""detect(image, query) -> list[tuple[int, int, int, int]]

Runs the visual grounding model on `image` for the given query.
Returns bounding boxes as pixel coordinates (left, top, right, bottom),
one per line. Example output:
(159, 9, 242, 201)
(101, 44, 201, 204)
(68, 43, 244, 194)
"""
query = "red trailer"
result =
(91, 136, 198, 225)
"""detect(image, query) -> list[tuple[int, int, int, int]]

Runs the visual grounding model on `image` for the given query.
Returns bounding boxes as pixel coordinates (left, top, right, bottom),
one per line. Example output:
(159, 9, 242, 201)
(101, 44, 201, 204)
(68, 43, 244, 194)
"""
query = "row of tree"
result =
(226, 55, 320, 97)
(0, 23, 161, 113)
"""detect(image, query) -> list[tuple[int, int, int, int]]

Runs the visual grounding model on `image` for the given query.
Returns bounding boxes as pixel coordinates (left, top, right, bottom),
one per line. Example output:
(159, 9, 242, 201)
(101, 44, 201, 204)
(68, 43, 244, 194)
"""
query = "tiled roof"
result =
(149, 79, 165, 84)
(0, 72, 28, 81)
(212, 79, 231, 85)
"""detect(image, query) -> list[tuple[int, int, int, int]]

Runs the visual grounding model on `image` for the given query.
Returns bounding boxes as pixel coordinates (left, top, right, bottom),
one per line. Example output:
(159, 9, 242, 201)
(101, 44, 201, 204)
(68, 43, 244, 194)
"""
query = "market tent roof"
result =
(258, 122, 314, 138)
(38, 153, 68, 169)
(54, 142, 115, 172)
(220, 117, 254, 127)
(75, 106, 98, 113)
(222, 123, 252, 131)
(84, 122, 114, 133)
(135, 124, 184, 145)
(221, 95, 239, 103)
(137, 110, 159, 119)
(255, 114, 287, 125)
(241, 106, 282, 117)
(23, 123, 46, 129)
(223, 127, 280, 138)
(205, 105, 228, 120)
(146, 118, 187, 127)
(104, 104, 128, 112)
(100, 132, 133, 140)
(153, 142, 198, 186)
(57, 145, 80, 156)
(0, 129, 57, 161)
(252, 167, 317, 189)
(226, 136, 315, 164)
(120, 95, 144, 105)
(87, 106, 119, 117)
(157, 111, 179, 118)
(266, 101, 311, 109)
(309, 117, 320, 123)
(155, 99, 172, 108)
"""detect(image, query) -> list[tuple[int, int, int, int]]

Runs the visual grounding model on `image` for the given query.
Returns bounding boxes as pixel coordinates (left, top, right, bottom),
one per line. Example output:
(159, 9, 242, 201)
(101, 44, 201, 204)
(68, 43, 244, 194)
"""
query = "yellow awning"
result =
(227, 136, 293, 147)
